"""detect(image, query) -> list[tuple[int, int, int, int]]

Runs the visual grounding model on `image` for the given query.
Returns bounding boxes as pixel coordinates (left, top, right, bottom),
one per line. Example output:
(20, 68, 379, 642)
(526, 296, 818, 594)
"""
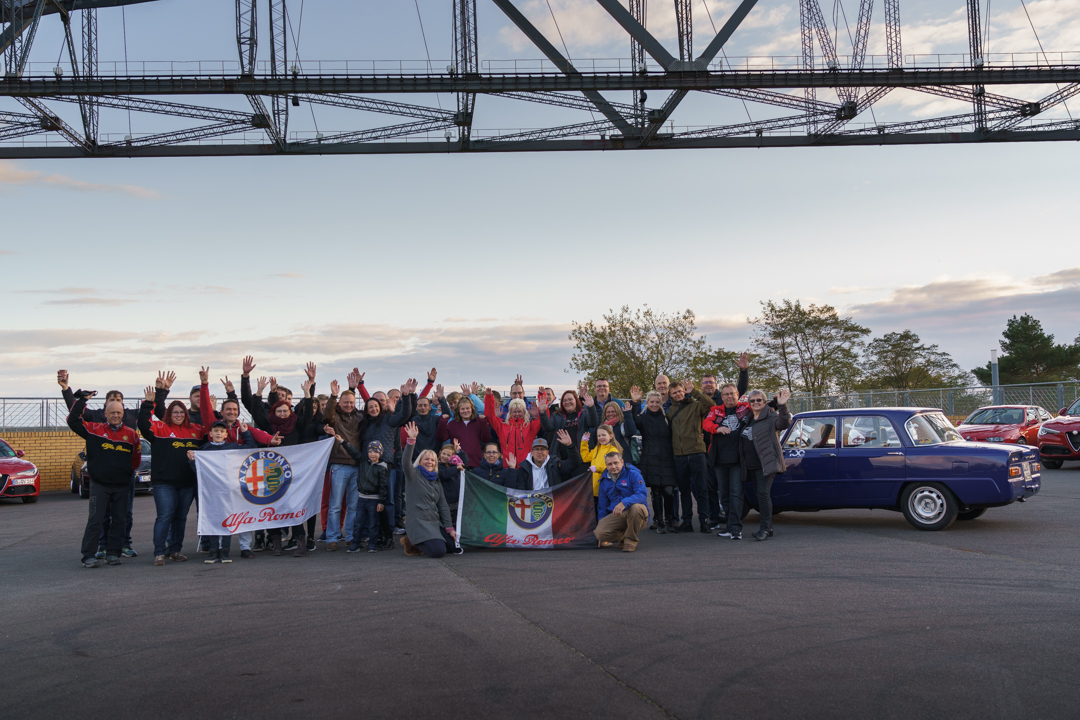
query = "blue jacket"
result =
(597, 463, 648, 519)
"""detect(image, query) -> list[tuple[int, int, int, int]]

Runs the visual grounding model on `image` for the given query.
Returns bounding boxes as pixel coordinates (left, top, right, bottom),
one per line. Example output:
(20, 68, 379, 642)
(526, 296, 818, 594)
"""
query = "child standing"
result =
(187, 420, 256, 564)
(580, 426, 623, 498)
(330, 436, 389, 554)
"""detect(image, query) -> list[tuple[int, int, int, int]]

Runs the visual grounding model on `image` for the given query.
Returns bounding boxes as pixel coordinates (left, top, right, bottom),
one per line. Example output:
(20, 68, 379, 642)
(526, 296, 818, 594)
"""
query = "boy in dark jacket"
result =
(333, 438, 389, 554)
(475, 442, 517, 487)
(187, 420, 256, 563)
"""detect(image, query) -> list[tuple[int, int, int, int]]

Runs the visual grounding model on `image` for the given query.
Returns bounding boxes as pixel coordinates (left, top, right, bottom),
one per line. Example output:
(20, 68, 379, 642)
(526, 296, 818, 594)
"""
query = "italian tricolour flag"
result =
(455, 471, 597, 549)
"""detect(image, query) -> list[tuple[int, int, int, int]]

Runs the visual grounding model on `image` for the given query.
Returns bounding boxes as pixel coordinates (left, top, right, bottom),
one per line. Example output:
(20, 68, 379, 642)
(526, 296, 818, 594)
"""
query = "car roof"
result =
(968, 405, 1032, 410)
(793, 408, 939, 420)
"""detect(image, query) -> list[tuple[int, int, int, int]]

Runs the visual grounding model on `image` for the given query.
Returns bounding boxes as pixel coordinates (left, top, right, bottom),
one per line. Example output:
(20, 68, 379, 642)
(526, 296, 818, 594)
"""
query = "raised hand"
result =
(470, 382, 481, 395)
(556, 429, 573, 447)
(242, 356, 256, 376)
(460, 383, 471, 396)
(404, 422, 419, 440)
(269, 432, 283, 446)
(269, 377, 278, 393)
(629, 385, 643, 403)
(144, 386, 155, 402)
(514, 373, 523, 387)
(221, 376, 234, 394)
(777, 388, 791, 405)
(506, 452, 517, 469)
(582, 431, 591, 442)
(57, 369, 69, 390)
(199, 366, 209, 384)
(301, 379, 314, 397)
(208, 394, 217, 410)
(405, 378, 419, 395)
(427, 368, 437, 383)
(682, 378, 694, 393)
(737, 351, 749, 370)
(163, 371, 176, 389)
(581, 387, 594, 407)
(347, 369, 360, 389)
(257, 377, 269, 395)
(330, 380, 340, 396)
(155, 371, 166, 389)
(239, 421, 249, 433)
(452, 438, 461, 454)
(304, 361, 317, 381)
(434, 384, 445, 400)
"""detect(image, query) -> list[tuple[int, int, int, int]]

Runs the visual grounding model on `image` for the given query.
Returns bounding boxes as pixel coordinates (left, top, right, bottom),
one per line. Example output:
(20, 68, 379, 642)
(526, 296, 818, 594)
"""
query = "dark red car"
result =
(957, 405, 1051, 446)
(0, 438, 40, 503)
(1036, 398, 1080, 470)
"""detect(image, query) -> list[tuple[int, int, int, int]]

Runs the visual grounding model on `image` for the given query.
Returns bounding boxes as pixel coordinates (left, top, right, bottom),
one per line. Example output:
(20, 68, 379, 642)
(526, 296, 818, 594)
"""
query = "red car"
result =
(0, 438, 40, 503)
(1036, 398, 1080, 470)
(957, 405, 1051, 447)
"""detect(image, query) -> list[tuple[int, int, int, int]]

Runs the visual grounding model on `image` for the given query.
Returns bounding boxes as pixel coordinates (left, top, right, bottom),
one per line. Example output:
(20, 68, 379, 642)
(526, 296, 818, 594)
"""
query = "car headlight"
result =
(1038, 426, 1061, 437)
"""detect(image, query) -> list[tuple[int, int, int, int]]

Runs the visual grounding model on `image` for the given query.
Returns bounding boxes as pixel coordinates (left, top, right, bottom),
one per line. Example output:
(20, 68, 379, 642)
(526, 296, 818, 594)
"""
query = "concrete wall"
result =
(3, 431, 83, 493)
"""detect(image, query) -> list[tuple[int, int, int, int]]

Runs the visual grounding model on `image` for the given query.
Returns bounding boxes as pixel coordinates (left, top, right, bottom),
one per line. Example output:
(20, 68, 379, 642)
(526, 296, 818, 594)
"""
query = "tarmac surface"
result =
(2, 467, 1079, 720)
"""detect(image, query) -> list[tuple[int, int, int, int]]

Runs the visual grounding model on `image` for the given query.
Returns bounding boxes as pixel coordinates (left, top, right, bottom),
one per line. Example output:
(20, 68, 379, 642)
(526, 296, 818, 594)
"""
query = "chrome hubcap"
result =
(909, 487, 946, 524)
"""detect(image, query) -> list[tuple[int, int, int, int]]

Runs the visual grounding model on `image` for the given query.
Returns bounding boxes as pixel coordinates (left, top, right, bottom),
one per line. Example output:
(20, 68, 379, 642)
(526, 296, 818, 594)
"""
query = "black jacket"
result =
(339, 441, 391, 502)
(507, 454, 583, 492)
(739, 404, 792, 477)
(187, 432, 257, 471)
(636, 408, 678, 488)
(437, 450, 469, 506)
(62, 387, 140, 429)
(137, 401, 205, 488)
(67, 397, 141, 486)
(475, 459, 517, 487)
(250, 395, 314, 447)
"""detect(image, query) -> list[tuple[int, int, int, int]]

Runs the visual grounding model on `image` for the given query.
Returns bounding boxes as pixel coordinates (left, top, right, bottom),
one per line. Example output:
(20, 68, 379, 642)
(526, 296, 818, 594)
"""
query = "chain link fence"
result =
(786, 381, 1080, 419)
(0, 398, 253, 433)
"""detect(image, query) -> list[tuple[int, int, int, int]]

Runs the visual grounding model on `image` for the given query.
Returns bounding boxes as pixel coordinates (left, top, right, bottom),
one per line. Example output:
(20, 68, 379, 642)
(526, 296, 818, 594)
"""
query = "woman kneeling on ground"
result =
(399, 422, 459, 558)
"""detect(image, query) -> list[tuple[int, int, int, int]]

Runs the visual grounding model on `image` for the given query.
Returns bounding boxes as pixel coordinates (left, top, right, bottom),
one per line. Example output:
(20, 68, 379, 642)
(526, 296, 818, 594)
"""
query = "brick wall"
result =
(3, 431, 85, 493)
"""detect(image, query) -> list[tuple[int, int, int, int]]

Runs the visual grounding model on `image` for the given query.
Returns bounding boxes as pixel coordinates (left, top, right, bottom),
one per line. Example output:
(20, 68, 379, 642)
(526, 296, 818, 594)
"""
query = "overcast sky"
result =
(2, 0, 1079, 397)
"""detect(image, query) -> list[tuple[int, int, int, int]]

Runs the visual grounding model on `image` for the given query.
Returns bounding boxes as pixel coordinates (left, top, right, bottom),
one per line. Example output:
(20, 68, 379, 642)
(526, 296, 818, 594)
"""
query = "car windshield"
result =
(905, 413, 963, 446)
(0, 440, 14, 458)
(1067, 399, 1080, 416)
(141, 439, 151, 455)
(964, 408, 1024, 425)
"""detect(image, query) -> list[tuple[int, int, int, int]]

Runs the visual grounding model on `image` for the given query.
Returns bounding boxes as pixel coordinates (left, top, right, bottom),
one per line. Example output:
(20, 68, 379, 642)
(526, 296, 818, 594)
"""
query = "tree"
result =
(568, 306, 726, 396)
(973, 314, 1080, 384)
(750, 300, 869, 396)
(860, 330, 972, 390)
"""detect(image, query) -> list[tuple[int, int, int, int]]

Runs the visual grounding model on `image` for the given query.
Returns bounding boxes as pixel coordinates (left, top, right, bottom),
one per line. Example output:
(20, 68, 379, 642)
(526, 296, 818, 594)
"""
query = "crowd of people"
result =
(60, 352, 792, 566)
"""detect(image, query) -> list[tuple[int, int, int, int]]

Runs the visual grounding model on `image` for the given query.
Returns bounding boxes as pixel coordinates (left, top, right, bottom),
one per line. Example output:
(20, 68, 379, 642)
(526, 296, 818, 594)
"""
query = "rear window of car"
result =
(964, 408, 1024, 425)
(784, 417, 838, 449)
(842, 416, 902, 448)
(905, 413, 963, 446)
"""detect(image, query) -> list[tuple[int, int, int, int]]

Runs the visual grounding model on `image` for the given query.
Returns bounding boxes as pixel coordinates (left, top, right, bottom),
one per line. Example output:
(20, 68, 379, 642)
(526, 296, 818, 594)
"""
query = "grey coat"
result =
(402, 442, 453, 546)
(739, 404, 792, 477)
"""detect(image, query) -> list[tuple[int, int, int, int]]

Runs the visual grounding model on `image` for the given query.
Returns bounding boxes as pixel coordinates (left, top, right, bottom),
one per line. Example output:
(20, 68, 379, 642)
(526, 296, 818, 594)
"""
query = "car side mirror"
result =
(78, 451, 86, 460)
(15, 449, 24, 458)
(1061, 408, 1069, 416)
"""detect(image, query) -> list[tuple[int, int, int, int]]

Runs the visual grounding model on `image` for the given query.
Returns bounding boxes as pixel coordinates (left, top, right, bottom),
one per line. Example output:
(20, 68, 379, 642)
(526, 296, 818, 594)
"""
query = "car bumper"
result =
(1, 475, 40, 497)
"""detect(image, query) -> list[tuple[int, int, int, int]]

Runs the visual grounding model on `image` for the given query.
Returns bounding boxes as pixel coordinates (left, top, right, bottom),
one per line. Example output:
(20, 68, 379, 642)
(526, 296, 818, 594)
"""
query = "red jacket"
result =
(484, 392, 541, 463)
(199, 383, 275, 446)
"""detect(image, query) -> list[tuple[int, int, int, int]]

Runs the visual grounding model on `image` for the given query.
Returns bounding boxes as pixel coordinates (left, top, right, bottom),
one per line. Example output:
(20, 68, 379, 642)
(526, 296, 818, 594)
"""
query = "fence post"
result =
(903, 392, 910, 407)
(948, 389, 955, 415)
(1058, 384, 1066, 412)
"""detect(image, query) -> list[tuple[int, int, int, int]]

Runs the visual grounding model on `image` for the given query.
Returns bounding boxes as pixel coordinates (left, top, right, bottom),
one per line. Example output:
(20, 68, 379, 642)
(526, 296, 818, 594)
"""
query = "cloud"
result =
(23, 286, 135, 306)
(272, 273, 305, 279)
(0, 161, 160, 199)
(0, 249, 14, 255)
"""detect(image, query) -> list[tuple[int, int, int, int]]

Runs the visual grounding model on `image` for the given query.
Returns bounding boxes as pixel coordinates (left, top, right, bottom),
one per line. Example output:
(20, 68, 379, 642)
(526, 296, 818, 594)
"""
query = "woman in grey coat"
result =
(738, 388, 791, 541)
(400, 422, 459, 558)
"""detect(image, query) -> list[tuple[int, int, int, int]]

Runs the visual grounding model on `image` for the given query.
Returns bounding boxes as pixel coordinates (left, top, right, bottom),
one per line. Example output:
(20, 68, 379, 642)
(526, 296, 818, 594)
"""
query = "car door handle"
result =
(821, 453, 837, 457)
(887, 452, 904, 456)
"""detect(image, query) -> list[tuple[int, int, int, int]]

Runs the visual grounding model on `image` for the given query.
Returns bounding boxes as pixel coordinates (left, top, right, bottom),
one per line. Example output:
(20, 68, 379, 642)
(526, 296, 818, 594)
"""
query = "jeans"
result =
(673, 453, 710, 528)
(81, 482, 132, 561)
(205, 535, 232, 550)
(326, 464, 359, 543)
(152, 484, 196, 557)
(716, 463, 745, 533)
(747, 468, 776, 532)
(650, 486, 676, 525)
(415, 528, 456, 558)
(351, 497, 381, 550)
(238, 531, 253, 551)
(390, 468, 404, 527)
(704, 461, 723, 526)
(98, 473, 135, 549)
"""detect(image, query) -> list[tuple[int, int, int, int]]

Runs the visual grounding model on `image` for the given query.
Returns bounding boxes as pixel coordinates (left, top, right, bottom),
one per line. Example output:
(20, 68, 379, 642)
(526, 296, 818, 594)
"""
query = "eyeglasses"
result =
(749, 399, 766, 404)
(483, 450, 499, 455)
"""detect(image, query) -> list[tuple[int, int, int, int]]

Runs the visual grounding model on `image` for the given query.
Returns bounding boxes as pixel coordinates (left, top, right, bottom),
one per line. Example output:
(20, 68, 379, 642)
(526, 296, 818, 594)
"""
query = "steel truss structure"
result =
(1, 0, 1079, 157)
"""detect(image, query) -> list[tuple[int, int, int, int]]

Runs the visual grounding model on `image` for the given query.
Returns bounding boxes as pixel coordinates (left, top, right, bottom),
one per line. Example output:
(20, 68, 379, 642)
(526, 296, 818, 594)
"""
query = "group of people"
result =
(61, 352, 792, 566)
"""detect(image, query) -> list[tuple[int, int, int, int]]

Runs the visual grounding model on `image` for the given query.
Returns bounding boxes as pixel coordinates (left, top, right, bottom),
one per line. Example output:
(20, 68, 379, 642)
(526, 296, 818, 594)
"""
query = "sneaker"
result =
(345, 545, 362, 554)
(317, 532, 326, 542)
(393, 527, 406, 535)
(105, 555, 122, 566)
(327, 541, 338, 552)
(94, 549, 106, 559)
(83, 558, 100, 568)
(648, 521, 658, 530)
(253, 538, 265, 552)
(220, 550, 232, 563)
(153, 555, 166, 566)
(283, 538, 298, 551)
(717, 530, 735, 538)
(752, 530, 769, 541)
(240, 549, 255, 559)
(306, 538, 316, 552)
(168, 552, 188, 562)
(709, 523, 722, 532)
(367, 547, 378, 553)
(655, 524, 668, 535)
(676, 522, 694, 534)
(766, 529, 774, 538)
(204, 550, 220, 564)
(121, 546, 138, 558)
(731, 532, 742, 540)
(699, 525, 711, 534)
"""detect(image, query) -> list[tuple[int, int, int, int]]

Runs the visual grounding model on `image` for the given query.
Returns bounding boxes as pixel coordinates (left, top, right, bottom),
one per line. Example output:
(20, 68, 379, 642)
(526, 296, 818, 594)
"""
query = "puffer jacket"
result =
(666, 389, 715, 456)
(739, 404, 792, 476)
(636, 408, 677, 488)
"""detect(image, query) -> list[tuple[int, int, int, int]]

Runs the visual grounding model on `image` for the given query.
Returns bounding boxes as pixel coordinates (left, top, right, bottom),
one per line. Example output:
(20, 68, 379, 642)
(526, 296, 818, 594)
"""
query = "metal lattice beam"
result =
(452, 0, 478, 144)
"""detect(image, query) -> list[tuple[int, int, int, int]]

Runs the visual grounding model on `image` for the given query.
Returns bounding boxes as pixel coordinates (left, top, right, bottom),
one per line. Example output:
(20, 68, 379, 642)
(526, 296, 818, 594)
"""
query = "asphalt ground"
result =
(2, 467, 1079, 720)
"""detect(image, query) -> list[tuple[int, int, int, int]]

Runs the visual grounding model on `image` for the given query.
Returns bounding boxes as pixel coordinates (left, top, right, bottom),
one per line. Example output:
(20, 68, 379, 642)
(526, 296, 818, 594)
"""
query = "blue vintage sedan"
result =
(745, 408, 1041, 531)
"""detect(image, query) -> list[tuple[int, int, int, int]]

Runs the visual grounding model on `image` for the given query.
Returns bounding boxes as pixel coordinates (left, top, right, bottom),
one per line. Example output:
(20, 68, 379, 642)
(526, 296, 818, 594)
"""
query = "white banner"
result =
(194, 439, 334, 536)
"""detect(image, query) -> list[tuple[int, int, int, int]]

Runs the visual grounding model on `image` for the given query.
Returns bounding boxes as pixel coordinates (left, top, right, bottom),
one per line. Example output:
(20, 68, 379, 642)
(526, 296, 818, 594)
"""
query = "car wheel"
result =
(901, 482, 958, 531)
(79, 482, 90, 499)
(957, 508, 986, 521)
(70, 470, 79, 493)
(21, 495, 38, 504)
(1042, 460, 1063, 470)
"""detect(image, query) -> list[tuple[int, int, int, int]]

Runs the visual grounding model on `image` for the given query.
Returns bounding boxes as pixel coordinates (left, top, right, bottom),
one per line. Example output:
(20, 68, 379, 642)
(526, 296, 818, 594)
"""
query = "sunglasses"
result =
(749, 399, 766, 404)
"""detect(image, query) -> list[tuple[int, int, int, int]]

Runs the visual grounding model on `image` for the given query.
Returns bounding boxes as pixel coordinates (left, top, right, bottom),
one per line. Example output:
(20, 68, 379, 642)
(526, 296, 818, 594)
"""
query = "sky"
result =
(2, 0, 1079, 398)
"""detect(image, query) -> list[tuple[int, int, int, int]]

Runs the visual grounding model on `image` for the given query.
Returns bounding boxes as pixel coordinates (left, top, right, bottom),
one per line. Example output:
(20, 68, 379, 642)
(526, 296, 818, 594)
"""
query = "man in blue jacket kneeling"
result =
(594, 452, 649, 552)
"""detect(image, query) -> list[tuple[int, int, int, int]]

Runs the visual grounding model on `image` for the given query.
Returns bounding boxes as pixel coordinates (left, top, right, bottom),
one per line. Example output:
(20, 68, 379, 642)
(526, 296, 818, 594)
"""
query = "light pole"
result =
(991, 349, 1000, 404)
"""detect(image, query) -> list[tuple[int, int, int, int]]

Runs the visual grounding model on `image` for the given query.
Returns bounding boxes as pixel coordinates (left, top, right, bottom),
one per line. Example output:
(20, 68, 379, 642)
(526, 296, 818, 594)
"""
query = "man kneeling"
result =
(594, 452, 649, 552)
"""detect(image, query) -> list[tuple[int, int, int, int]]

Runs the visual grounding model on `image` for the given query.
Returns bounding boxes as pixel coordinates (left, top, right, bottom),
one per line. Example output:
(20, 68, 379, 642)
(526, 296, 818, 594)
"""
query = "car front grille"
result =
(5, 483, 36, 496)
(1068, 432, 1080, 453)
(1041, 444, 1071, 456)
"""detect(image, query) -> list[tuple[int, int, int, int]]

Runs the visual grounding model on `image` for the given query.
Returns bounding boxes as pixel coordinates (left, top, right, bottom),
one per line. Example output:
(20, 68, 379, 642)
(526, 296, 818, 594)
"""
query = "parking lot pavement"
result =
(3, 467, 1079, 720)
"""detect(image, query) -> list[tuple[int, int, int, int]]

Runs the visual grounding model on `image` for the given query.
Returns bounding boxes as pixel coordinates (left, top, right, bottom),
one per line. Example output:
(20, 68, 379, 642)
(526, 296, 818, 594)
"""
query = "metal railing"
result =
(785, 381, 1080, 418)
(0, 398, 252, 433)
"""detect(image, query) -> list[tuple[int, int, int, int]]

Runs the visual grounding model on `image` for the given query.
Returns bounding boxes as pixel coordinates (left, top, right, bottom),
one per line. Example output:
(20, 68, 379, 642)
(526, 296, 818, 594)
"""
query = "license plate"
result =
(138, 475, 152, 483)
(1023, 463, 1032, 481)
(12, 477, 35, 485)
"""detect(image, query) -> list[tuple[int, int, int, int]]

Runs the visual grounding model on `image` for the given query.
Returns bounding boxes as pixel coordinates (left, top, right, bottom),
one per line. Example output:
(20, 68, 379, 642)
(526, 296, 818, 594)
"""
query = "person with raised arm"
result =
(508, 430, 583, 492)
(703, 353, 753, 540)
(399, 422, 458, 558)
(474, 443, 517, 487)
(484, 386, 542, 463)
(68, 390, 142, 568)
(437, 389, 490, 468)
(700, 352, 751, 531)
(58, 369, 139, 427)
(740, 388, 792, 541)
(186, 420, 257, 564)
(633, 387, 679, 534)
(539, 385, 597, 461)
(589, 397, 638, 465)
(138, 381, 207, 566)
(322, 378, 363, 552)
(666, 378, 715, 534)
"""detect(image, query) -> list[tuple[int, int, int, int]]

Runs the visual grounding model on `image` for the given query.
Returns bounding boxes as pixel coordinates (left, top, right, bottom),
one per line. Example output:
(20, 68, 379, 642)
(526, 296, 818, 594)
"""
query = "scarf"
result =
(418, 466, 439, 482)
(268, 399, 298, 436)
